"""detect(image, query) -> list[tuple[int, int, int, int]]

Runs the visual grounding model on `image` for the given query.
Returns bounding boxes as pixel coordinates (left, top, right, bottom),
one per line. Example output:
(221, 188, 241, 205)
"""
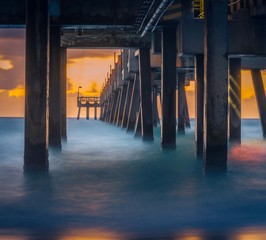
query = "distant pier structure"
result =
(1, 0, 266, 169)
(77, 96, 100, 120)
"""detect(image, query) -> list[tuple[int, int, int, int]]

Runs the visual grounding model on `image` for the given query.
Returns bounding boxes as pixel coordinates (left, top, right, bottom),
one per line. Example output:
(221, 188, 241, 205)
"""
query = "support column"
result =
(251, 69, 266, 138)
(109, 93, 117, 123)
(161, 28, 176, 147)
(94, 106, 97, 120)
(113, 89, 121, 124)
(61, 47, 67, 141)
(134, 102, 142, 137)
(107, 95, 114, 123)
(127, 74, 140, 131)
(204, 0, 228, 167)
(138, 48, 154, 141)
(49, 26, 62, 149)
(103, 100, 108, 122)
(24, 0, 49, 169)
(116, 84, 128, 126)
(77, 106, 81, 120)
(122, 79, 134, 128)
(86, 106, 90, 120)
(178, 73, 186, 135)
(229, 58, 241, 142)
(195, 54, 204, 156)
(184, 89, 190, 128)
(100, 106, 103, 120)
(152, 85, 158, 127)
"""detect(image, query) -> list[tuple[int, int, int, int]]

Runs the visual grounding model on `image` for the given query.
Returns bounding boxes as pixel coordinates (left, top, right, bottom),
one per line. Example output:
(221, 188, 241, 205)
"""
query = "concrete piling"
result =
(24, 0, 49, 169)
(177, 73, 186, 135)
(204, 0, 228, 167)
(49, 26, 62, 149)
(61, 47, 67, 141)
(195, 54, 204, 156)
(122, 79, 134, 128)
(86, 106, 90, 120)
(134, 102, 142, 137)
(127, 74, 140, 132)
(138, 48, 154, 141)
(113, 89, 121, 124)
(94, 106, 97, 120)
(116, 84, 128, 126)
(152, 85, 159, 127)
(161, 27, 177, 148)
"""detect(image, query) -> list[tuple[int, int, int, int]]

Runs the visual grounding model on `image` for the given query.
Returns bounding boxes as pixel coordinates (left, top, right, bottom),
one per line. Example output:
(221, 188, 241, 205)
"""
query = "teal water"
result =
(1, 118, 266, 239)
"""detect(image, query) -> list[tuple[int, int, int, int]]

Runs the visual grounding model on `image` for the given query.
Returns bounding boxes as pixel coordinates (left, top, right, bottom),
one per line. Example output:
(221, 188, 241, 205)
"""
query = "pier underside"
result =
(1, 0, 266, 169)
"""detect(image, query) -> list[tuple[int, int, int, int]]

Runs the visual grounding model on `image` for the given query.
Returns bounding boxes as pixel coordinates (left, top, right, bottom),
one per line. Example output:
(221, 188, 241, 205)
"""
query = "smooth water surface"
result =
(1, 118, 266, 239)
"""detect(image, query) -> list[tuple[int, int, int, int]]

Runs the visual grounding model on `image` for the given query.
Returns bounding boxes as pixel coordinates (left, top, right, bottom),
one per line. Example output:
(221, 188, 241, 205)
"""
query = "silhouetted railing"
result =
(77, 97, 100, 107)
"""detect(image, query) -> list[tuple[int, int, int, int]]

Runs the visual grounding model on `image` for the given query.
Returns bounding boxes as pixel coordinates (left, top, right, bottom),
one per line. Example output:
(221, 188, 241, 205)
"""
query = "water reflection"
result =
(229, 143, 266, 163)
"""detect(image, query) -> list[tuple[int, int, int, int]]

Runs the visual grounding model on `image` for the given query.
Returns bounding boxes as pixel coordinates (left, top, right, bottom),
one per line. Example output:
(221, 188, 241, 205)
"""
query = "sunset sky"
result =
(0, 28, 265, 118)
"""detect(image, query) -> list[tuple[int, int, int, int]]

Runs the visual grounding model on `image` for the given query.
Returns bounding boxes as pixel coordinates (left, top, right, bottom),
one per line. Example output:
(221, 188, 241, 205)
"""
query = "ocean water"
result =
(1, 118, 266, 239)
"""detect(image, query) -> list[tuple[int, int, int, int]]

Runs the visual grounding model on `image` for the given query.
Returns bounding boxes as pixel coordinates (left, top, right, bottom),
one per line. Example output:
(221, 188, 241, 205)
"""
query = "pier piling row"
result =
(3, 0, 264, 169)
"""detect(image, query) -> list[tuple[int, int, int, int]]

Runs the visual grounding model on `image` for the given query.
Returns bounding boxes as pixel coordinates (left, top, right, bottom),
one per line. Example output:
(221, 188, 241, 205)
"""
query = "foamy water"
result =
(1, 118, 266, 239)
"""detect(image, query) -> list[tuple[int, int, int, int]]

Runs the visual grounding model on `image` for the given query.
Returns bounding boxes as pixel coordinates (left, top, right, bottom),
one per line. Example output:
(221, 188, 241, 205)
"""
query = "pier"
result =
(77, 96, 100, 120)
(0, 0, 265, 169)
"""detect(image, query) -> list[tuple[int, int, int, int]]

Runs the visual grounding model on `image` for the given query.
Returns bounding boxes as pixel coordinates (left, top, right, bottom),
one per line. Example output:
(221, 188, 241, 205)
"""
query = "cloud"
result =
(0, 29, 25, 58)
(0, 90, 24, 117)
(0, 55, 13, 70)
(185, 90, 194, 96)
(0, 29, 25, 90)
(241, 95, 259, 118)
(0, 61, 25, 90)
(242, 94, 255, 101)
(67, 78, 75, 92)
(8, 85, 25, 97)
(82, 81, 100, 96)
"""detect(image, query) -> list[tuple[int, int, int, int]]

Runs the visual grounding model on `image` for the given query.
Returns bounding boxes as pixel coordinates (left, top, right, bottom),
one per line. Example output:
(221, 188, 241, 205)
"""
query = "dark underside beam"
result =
(0, 0, 142, 26)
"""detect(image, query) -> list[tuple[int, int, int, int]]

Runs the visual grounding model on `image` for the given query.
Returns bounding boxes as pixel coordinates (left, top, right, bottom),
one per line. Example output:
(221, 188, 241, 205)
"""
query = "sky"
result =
(0, 28, 266, 118)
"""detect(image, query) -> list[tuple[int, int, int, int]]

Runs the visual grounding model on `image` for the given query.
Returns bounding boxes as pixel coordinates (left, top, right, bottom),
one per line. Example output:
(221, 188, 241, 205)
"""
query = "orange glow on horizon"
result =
(59, 228, 126, 240)
(8, 85, 25, 97)
(0, 42, 265, 118)
(66, 49, 119, 117)
(67, 50, 119, 96)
